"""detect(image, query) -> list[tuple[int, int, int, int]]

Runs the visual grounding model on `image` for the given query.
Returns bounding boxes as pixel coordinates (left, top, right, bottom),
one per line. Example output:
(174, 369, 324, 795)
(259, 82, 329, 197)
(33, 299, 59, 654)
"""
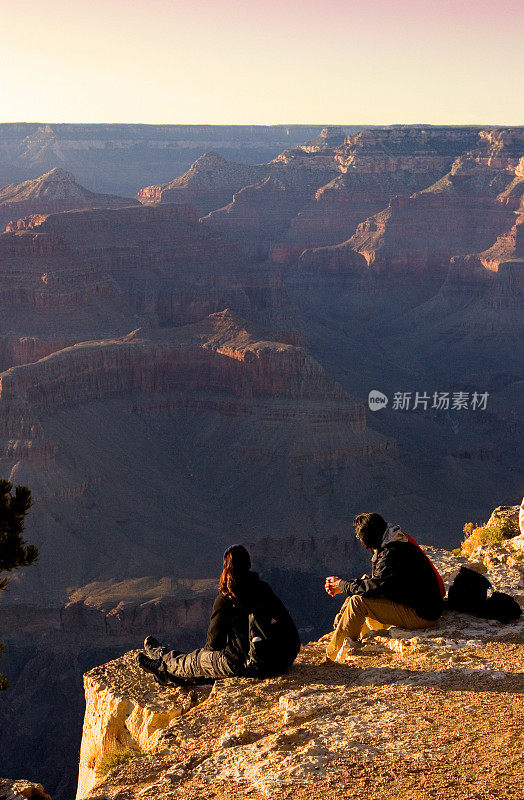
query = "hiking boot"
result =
(143, 635, 170, 659)
(136, 652, 171, 685)
(325, 637, 362, 662)
(136, 653, 196, 687)
(343, 638, 382, 657)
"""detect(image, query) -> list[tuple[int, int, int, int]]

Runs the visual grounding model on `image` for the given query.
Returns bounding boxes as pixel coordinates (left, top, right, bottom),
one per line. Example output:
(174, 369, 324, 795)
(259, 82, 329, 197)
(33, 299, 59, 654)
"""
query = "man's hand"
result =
(325, 576, 343, 596)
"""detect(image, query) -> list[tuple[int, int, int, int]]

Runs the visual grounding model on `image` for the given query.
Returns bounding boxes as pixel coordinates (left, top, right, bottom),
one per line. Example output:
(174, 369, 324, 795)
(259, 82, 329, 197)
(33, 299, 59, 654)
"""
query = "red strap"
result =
(404, 532, 446, 597)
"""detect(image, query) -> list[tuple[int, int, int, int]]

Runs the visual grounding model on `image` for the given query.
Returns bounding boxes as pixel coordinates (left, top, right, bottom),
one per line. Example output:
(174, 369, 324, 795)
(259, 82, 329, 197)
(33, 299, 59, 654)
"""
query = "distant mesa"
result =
(301, 126, 348, 152)
(0, 167, 138, 232)
(0, 122, 334, 196)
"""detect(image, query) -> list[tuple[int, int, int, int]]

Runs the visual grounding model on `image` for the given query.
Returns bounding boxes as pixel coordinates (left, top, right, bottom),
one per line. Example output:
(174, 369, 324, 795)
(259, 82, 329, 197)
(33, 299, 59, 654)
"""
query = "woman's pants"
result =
(326, 594, 436, 661)
(161, 647, 239, 679)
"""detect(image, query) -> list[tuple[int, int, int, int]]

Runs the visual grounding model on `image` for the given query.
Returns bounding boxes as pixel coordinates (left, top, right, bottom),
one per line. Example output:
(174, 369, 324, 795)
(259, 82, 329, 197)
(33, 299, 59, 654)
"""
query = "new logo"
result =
(368, 390, 388, 411)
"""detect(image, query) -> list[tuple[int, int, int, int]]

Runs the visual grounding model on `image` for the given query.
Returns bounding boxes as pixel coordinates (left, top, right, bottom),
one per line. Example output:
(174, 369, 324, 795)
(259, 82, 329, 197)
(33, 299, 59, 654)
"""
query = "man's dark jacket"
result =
(339, 540, 444, 621)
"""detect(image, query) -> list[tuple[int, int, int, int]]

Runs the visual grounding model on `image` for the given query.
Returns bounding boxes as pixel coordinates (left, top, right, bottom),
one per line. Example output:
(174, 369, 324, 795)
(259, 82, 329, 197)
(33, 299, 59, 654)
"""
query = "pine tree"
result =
(0, 479, 38, 689)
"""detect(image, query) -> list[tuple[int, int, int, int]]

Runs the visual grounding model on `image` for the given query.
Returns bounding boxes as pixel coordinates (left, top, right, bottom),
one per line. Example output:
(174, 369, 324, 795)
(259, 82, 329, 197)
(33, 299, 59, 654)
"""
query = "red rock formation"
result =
(15, 203, 239, 281)
(478, 163, 524, 272)
(137, 152, 268, 216)
(300, 126, 348, 152)
(0, 227, 137, 371)
(303, 143, 523, 276)
(136, 128, 524, 264)
(280, 165, 451, 256)
(334, 126, 482, 173)
(0, 167, 137, 232)
(0, 230, 116, 305)
(203, 127, 497, 261)
(0, 313, 353, 410)
(479, 217, 524, 272)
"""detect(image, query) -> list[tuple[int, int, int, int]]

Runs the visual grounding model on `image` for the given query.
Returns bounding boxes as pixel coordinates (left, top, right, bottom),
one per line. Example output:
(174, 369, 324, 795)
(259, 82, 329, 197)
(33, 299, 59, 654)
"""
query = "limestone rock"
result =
(76, 650, 211, 799)
(0, 779, 52, 800)
(485, 503, 521, 528)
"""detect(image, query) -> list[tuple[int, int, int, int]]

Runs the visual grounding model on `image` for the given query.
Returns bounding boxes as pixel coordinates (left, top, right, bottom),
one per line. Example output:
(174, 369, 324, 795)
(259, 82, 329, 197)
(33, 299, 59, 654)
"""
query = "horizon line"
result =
(1, 121, 524, 129)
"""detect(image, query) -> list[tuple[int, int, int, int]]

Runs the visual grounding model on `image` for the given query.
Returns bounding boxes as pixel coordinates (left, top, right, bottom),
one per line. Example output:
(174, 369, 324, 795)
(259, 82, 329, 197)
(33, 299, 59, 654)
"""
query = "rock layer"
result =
(0, 310, 393, 607)
(302, 131, 524, 276)
(76, 651, 212, 799)
(4, 204, 262, 328)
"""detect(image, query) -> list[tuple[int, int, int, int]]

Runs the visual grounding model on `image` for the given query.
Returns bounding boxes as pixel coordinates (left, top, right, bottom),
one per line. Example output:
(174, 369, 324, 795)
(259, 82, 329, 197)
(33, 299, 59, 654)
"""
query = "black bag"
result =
(244, 601, 301, 677)
(447, 567, 492, 615)
(447, 566, 522, 623)
(483, 591, 522, 623)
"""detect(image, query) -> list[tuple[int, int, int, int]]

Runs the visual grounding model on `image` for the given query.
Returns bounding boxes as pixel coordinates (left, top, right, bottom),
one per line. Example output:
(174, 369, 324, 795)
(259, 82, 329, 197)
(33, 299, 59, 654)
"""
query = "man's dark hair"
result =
(353, 512, 387, 550)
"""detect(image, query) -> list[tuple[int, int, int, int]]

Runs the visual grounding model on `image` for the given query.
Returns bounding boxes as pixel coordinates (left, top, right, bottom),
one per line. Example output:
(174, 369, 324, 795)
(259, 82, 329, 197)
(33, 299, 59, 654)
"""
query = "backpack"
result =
(404, 533, 446, 598)
(484, 591, 522, 623)
(447, 567, 492, 614)
(447, 566, 522, 623)
(244, 601, 301, 678)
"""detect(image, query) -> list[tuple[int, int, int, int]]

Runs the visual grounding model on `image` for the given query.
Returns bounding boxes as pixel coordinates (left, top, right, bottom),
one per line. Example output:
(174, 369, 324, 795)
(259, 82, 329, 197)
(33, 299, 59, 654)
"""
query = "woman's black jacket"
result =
(205, 573, 293, 666)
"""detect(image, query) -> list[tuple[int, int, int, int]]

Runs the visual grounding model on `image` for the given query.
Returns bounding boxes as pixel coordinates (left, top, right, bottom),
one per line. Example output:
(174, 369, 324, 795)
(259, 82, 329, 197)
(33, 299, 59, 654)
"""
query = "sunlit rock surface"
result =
(77, 539, 523, 800)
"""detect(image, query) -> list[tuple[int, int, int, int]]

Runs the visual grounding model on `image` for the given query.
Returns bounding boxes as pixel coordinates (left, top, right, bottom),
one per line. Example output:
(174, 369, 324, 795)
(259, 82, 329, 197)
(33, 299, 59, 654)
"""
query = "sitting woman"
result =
(137, 544, 301, 685)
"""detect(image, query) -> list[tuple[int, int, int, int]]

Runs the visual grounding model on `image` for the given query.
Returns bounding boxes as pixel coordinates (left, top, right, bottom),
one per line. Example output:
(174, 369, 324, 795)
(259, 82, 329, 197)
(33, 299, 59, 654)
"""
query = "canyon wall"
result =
(300, 133, 524, 277)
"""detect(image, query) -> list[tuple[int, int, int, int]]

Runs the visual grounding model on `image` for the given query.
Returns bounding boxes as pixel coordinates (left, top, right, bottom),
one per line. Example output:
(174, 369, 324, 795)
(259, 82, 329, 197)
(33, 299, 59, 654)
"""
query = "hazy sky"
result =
(1, 0, 523, 125)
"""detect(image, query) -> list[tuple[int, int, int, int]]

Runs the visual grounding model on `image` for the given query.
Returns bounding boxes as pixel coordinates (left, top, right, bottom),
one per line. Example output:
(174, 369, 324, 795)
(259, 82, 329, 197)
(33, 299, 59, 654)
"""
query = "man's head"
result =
(353, 512, 387, 550)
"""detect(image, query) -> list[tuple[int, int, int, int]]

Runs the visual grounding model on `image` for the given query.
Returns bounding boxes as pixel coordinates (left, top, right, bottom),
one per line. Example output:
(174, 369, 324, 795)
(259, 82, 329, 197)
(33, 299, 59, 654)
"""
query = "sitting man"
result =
(325, 512, 445, 661)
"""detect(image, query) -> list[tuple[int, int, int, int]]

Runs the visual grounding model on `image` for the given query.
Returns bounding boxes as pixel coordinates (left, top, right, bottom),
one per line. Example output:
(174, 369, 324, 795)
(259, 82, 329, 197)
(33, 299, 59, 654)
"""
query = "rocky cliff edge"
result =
(75, 533, 524, 800)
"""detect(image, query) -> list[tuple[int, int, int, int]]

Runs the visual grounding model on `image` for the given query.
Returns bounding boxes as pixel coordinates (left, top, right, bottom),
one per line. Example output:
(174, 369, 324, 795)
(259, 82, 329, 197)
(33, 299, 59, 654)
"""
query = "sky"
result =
(1, 0, 523, 126)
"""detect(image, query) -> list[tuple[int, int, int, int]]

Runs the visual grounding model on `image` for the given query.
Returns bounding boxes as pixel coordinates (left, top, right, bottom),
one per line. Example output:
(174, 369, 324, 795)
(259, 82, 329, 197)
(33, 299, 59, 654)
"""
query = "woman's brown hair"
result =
(219, 544, 252, 598)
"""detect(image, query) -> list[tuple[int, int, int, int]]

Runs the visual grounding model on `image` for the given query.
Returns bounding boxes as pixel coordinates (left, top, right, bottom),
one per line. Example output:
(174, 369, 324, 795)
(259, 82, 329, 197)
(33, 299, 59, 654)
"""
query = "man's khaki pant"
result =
(326, 594, 435, 661)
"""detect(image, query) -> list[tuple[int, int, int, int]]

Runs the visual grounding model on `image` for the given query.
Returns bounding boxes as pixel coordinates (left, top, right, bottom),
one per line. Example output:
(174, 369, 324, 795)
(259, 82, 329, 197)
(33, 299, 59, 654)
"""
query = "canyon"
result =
(0, 124, 522, 799)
